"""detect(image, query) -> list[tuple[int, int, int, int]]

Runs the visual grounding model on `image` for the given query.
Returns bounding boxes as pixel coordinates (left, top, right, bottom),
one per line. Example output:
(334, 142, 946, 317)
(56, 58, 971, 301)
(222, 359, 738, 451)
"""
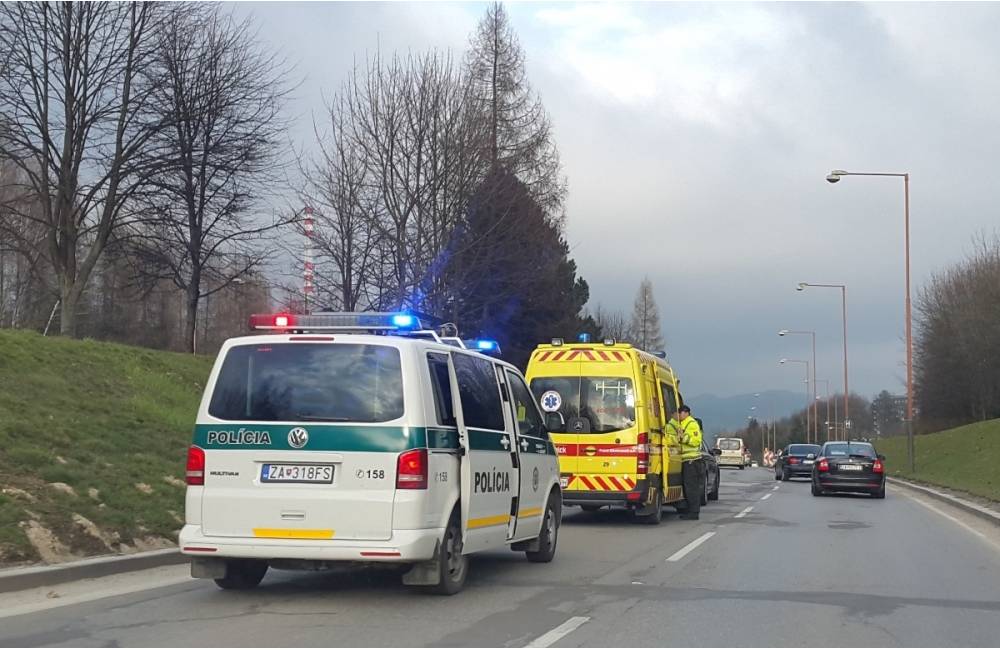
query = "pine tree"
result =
(629, 277, 665, 352)
(466, 2, 565, 216)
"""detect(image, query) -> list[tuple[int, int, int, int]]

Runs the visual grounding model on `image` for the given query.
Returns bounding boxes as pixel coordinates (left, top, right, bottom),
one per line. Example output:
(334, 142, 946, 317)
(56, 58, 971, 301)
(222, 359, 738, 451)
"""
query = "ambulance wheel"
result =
(634, 487, 663, 525)
(426, 515, 467, 595)
(526, 492, 560, 563)
(214, 559, 268, 590)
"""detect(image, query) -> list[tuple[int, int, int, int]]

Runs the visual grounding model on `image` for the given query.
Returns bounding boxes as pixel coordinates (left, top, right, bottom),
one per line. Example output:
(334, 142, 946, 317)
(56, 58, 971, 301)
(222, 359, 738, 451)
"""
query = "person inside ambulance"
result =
(669, 404, 704, 520)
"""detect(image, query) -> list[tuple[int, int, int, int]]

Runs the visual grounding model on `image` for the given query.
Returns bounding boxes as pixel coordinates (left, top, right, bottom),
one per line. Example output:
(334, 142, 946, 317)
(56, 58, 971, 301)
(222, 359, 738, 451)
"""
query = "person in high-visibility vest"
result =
(669, 404, 704, 520)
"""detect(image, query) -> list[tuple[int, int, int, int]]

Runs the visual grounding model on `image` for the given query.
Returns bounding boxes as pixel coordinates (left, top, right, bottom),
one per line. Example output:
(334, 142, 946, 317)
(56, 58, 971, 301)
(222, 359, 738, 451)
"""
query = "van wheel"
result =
(425, 515, 468, 595)
(527, 493, 560, 563)
(214, 560, 268, 590)
(634, 487, 663, 525)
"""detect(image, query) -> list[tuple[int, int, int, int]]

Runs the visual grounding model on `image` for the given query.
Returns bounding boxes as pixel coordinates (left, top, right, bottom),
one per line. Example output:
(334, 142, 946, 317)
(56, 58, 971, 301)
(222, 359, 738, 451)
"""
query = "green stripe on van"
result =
(192, 424, 426, 452)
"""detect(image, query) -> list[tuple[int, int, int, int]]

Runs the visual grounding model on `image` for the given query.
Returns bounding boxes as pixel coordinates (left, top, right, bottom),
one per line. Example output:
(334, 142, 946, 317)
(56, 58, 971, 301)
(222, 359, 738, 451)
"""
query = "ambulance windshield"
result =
(529, 376, 635, 433)
(208, 343, 404, 423)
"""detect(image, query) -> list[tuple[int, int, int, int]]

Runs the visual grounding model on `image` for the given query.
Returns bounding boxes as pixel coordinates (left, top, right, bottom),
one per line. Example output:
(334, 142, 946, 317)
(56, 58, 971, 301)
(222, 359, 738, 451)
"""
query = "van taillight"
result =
(186, 446, 205, 485)
(636, 433, 650, 474)
(396, 449, 428, 489)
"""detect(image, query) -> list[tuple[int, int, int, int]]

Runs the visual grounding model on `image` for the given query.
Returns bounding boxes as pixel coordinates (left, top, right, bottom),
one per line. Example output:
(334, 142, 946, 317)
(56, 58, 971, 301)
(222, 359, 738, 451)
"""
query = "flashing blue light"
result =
(392, 314, 416, 328)
(578, 333, 591, 343)
(475, 339, 498, 352)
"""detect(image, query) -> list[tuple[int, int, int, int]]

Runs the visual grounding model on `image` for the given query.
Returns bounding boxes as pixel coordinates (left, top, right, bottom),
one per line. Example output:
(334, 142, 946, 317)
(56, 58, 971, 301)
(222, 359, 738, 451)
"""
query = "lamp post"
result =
(826, 169, 914, 472)
(816, 379, 831, 441)
(780, 358, 810, 439)
(797, 282, 849, 431)
(779, 329, 817, 443)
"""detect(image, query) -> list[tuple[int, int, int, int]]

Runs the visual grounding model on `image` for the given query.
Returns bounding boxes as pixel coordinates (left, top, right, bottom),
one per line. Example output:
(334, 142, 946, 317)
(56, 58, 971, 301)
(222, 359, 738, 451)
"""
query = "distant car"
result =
(715, 437, 748, 469)
(811, 441, 886, 499)
(700, 441, 721, 503)
(774, 443, 822, 481)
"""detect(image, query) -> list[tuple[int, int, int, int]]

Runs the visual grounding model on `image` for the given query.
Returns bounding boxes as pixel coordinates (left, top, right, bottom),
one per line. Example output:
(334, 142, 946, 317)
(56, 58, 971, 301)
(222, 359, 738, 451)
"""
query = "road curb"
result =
(888, 477, 1000, 527)
(0, 548, 185, 594)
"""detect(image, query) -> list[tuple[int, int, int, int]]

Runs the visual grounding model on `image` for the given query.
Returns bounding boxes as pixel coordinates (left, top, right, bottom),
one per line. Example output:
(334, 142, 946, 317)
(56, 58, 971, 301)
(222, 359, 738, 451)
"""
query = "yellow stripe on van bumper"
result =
(252, 528, 334, 539)
(467, 514, 510, 529)
(517, 507, 543, 518)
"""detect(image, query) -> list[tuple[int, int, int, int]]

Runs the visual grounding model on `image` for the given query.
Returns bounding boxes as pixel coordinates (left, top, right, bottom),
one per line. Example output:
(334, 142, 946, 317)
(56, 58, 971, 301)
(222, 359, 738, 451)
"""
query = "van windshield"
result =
(208, 343, 404, 423)
(530, 376, 635, 434)
(717, 439, 742, 451)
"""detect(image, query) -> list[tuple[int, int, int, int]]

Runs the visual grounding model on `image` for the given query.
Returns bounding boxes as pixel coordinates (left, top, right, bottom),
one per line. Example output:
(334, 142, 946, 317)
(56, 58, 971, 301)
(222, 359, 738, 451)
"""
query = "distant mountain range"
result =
(687, 390, 806, 439)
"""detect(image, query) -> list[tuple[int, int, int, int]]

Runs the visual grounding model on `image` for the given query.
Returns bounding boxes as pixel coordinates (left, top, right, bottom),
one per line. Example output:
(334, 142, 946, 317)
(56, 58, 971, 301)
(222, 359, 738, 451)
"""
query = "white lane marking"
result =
(735, 506, 754, 519)
(666, 531, 716, 562)
(526, 616, 590, 648)
(772, 485, 780, 491)
(760, 493, 772, 501)
(907, 494, 1000, 553)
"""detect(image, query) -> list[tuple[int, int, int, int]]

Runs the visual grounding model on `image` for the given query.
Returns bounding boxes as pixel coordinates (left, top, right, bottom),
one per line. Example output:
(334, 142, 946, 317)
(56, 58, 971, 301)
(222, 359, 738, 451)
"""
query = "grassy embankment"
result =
(0, 329, 212, 565)
(877, 418, 1000, 502)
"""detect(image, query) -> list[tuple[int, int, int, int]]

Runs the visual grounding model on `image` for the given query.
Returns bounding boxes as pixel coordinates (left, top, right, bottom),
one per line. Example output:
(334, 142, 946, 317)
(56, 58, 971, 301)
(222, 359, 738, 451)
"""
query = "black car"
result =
(811, 441, 886, 499)
(700, 440, 721, 504)
(774, 443, 821, 481)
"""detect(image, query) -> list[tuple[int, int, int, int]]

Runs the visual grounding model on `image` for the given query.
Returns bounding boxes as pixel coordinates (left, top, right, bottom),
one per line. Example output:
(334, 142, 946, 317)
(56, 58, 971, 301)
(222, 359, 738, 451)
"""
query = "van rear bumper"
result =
(178, 525, 442, 563)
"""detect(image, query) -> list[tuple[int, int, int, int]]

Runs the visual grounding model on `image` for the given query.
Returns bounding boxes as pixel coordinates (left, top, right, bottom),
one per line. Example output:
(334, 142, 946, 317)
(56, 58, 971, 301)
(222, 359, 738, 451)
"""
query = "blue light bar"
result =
(391, 313, 416, 328)
(578, 333, 591, 343)
(475, 339, 498, 352)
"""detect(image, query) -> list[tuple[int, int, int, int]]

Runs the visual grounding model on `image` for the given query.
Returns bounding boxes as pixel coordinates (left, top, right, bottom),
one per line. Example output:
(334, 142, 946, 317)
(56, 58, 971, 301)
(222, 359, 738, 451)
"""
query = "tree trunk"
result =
(185, 281, 199, 354)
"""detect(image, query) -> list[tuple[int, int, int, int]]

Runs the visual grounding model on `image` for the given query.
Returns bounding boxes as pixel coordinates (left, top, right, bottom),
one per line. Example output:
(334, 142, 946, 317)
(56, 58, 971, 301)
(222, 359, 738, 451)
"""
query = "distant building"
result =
(872, 391, 907, 437)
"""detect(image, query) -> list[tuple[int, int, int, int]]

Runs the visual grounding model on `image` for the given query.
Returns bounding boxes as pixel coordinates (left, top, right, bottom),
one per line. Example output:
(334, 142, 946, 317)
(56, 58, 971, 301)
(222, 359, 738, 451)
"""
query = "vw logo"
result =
(288, 427, 309, 449)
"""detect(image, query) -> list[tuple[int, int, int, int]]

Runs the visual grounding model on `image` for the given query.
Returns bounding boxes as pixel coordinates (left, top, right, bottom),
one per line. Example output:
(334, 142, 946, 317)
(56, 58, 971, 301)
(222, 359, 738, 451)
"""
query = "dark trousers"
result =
(682, 458, 705, 515)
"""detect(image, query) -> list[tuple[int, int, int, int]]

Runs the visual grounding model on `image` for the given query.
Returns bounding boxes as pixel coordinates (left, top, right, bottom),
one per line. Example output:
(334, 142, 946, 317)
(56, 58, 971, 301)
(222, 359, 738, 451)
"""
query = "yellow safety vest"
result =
(669, 416, 703, 461)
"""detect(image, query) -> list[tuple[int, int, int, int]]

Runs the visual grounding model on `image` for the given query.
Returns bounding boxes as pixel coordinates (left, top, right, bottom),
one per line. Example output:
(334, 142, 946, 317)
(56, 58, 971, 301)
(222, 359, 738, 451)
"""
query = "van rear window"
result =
(208, 343, 404, 423)
(717, 439, 742, 451)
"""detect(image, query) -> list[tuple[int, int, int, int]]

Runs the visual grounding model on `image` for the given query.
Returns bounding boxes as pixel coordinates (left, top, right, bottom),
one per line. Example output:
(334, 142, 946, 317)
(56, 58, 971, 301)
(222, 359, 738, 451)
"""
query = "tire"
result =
(811, 482, 823, 497)
(425, 514, 468, 595)
(580, 505, 601, 513)
(739, 464, 745, 470)
(708, 473, 720, 501)
(700, 470, 709, 506)
(214, 560, 268, 590)
(527, 493, 560, 563)
(781, 469, 789, 482)
(634, 486, 663, 525)
(873, 484, 886, 499)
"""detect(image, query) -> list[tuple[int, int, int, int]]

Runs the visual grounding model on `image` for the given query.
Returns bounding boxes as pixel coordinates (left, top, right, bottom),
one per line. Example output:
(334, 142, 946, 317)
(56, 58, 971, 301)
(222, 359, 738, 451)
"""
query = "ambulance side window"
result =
(661, 382, 678, 416)
(427, 353, 456, 427)
(452, 353, 505, 431)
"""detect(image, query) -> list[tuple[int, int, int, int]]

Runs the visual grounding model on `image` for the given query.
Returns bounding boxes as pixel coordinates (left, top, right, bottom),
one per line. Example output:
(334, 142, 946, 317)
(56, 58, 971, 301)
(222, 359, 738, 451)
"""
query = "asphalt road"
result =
(2, 468, 1000, 647)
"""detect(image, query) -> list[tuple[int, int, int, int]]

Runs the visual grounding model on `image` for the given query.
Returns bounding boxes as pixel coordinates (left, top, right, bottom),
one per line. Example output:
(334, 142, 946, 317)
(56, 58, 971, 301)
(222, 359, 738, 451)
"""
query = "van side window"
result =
(427, 353, 456, 427)
(452, 353, 505, 431)
(506, 370, 544, 438)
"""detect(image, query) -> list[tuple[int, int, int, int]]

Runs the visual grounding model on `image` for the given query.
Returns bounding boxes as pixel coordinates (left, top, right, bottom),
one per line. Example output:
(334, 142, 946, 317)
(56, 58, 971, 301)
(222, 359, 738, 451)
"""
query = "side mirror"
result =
(877, 454, 885, 461)
(711, 448, 722, 456)
(807, 453, 816, 460)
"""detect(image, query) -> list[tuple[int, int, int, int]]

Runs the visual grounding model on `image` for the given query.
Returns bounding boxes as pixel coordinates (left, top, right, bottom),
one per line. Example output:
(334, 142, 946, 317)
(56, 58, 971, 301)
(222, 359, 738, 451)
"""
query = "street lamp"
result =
(779, 358, 811, 440)
(816, 379, 832, 441)
(796, 283, 849, 432)
(779, 329, 817, 443)
(826, 168, 914, 472)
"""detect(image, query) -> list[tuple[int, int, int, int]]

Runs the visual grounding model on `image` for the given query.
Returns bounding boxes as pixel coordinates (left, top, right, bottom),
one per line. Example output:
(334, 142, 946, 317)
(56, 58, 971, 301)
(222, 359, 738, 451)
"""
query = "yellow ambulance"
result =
(525, 338, 688, 524)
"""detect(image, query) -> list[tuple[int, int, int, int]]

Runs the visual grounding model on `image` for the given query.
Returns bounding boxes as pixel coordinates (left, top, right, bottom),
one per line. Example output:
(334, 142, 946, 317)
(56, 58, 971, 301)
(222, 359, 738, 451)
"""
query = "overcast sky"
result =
(235, 1, 1000, 406)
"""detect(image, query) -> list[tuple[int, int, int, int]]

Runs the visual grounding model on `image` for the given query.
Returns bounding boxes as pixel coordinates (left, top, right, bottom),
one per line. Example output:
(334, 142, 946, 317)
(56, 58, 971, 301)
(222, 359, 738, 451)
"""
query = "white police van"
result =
(179, 312, 561, 594)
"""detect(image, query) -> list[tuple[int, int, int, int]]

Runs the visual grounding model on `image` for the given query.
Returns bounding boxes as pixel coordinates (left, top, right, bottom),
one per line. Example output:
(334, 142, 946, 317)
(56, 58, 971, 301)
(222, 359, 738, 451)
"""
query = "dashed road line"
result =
(666, 531, 716, 563)
(761, 493, 772, 501)
(772, 485, 780, 491)
(526, 616, 590, 648)
(735, 506, 754, 519)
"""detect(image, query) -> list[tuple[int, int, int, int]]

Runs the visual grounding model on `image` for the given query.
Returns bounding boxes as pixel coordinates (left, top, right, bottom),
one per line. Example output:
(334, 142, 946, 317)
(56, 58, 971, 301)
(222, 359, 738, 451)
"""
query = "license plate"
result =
(840, 464, 863, 471)
(804, 459, 814, 465)
(261, 464, 334, 483)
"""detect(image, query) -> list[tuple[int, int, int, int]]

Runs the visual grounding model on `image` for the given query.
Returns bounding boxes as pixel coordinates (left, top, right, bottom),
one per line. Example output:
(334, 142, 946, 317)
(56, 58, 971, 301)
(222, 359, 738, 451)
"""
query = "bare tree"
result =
(590, 304, 630, 341)
(139, 5, 293, 352)
(466, 2, 566, 217)
(0, 2, 164, 336)
(629, 277, 664, 352)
